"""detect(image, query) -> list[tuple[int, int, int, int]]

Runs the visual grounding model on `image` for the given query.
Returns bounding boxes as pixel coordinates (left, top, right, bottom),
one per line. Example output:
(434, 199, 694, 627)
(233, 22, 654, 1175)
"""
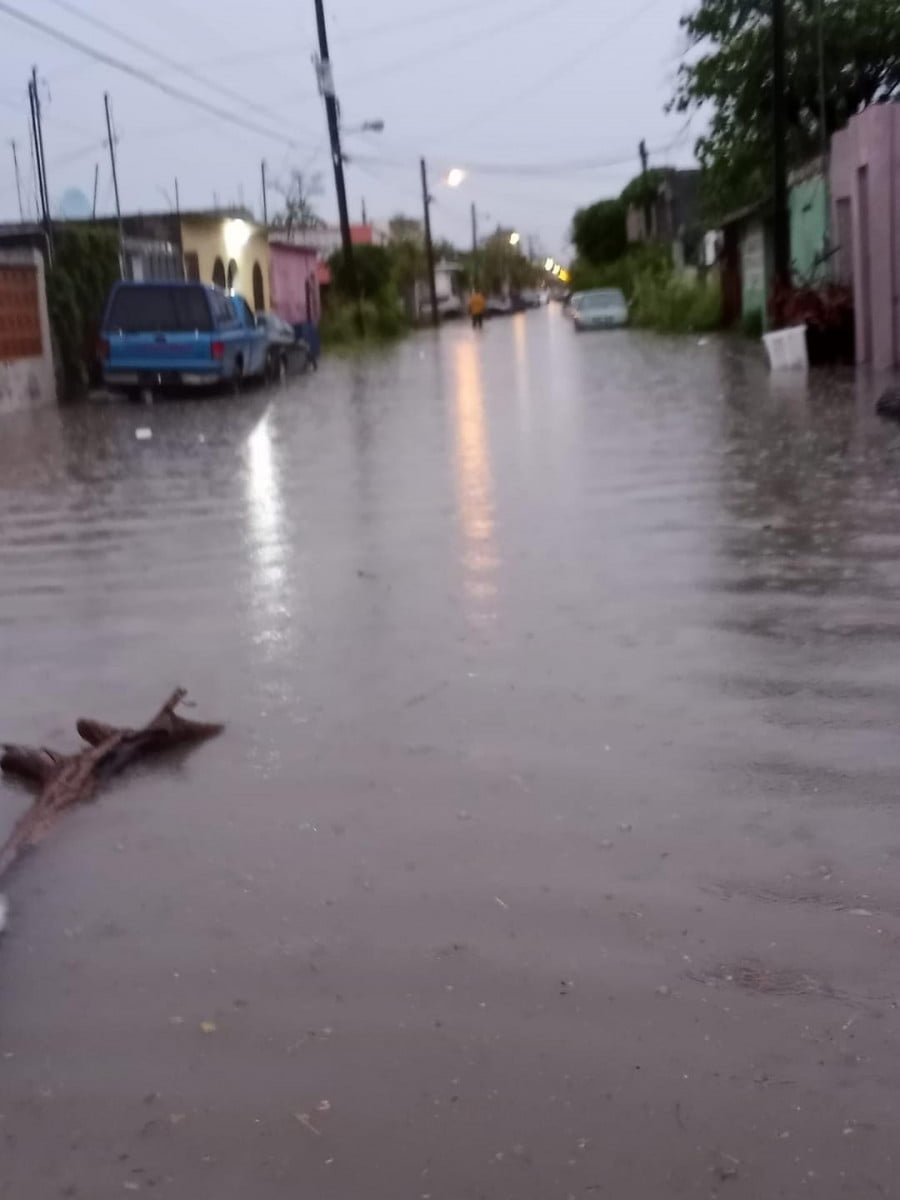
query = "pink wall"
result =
(268, 242, 321, 326)
(830, 105, 900, 370)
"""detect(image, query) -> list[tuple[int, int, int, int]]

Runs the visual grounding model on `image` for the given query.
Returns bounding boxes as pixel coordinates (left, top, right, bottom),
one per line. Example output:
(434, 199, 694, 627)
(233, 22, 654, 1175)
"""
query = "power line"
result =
(441, 0, 668, 140)
(338, 0, 521, 44)
(0, 0, 314, 152)
(348, 0, 580, 87)
(347, 126, 693, 180)
(38, 0, 313, 133)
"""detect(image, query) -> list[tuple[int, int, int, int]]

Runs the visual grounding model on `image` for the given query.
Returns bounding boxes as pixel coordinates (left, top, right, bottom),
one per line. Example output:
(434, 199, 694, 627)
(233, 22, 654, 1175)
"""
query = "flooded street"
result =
(3, 306, 900, 1197)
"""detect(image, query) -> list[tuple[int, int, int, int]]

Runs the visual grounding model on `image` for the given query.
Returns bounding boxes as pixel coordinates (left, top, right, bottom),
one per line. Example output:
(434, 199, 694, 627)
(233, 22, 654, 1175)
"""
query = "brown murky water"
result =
(2, 308, 900, 1197)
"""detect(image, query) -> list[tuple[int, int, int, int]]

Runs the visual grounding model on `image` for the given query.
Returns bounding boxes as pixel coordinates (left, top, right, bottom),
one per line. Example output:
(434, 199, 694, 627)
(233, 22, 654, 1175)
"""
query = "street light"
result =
(544, 256, 555, 272)
(509, 231, 521, 247)
(446, 167, 466, 188)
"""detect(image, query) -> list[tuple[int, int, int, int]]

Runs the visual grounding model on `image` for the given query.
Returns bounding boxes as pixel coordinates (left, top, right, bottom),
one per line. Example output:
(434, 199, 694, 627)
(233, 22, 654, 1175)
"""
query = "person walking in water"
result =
(469, 288, 486, 330)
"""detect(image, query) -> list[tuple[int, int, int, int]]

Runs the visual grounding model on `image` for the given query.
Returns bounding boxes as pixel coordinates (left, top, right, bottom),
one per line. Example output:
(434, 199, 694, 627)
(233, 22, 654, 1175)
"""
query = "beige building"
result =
(180, 213, 271, 311)
(117, 209, 272, 312)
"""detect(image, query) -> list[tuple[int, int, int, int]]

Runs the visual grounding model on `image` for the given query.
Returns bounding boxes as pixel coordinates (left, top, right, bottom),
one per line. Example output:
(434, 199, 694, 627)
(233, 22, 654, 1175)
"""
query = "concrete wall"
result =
(831, 105, 900, 370)
(179, 216, 271, 311)
(269, 242, 320, 325)
(739, 218, 770, 325)
(0, 248, 56, 415)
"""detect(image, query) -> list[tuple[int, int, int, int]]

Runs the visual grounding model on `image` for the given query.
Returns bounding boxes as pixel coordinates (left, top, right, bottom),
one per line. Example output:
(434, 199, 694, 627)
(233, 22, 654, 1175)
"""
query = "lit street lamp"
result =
(446, 167, 466, 188)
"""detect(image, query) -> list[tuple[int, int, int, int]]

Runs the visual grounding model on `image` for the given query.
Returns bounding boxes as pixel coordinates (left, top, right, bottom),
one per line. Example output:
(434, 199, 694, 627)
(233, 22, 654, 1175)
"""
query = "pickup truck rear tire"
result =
(228, 359, 244, 395)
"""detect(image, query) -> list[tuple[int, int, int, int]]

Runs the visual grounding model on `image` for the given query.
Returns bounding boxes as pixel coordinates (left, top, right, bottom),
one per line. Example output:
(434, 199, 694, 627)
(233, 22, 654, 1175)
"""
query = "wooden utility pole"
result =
(260, 159, 268, 225)
(28, 68, 53, 262)
(420, 157, 439, 328)
(10, 140, 24, 221)
(314, 0, 355, 282)
(471, 200, 478, 287)
(639, 138, 653, 239)
(91, 161, 98, 219)
(772, 0, 790, 285)
(104, 92, 125, 278)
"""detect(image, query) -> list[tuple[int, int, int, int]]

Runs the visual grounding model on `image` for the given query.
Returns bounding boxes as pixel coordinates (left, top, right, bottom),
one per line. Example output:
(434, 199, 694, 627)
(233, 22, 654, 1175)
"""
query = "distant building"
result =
(626, 168, 703, 266)
(81, 208, 272, 310)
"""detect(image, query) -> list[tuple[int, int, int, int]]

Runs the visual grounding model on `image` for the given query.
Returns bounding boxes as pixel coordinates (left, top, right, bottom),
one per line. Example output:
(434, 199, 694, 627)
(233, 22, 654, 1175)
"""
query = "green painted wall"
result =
(790, 175, 829, 283)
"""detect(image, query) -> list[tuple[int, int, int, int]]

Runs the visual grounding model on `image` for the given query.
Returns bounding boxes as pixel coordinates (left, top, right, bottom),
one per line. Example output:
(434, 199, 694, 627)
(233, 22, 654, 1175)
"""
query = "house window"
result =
(227, 259, 238, 289)
(252, 261, 264, 312)
(184, 251, 200, 282)
(212, 257, 226, 289)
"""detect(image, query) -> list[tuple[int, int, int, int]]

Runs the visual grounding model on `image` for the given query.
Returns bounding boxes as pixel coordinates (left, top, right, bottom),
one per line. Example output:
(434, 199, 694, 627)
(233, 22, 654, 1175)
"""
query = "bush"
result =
(320, 288, 407, 348)
(46, 226, 120, 396)
(571, 246, 721, 335)
(630, 271, 721, 334)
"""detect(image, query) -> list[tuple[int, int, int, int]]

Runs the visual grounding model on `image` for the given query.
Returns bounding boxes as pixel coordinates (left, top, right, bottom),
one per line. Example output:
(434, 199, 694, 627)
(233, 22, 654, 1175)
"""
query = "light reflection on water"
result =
(451, 338, 499, 625)
(245, 411, 291, 651)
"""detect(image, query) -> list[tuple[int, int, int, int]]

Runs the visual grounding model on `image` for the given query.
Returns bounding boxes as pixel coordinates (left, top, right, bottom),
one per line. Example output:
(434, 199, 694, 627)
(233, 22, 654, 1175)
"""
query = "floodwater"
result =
(2, 307, 900, 1198)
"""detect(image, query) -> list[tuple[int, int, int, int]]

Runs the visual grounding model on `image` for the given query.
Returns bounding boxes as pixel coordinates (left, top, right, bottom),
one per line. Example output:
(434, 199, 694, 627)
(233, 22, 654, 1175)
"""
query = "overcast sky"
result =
(0, 0, 700, 258)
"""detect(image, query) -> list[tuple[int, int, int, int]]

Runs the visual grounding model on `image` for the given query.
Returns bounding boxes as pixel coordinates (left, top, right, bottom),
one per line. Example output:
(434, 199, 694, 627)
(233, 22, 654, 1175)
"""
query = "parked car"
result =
(572, 288, 629, 331)
(99, 281, 268, 396)
(485, 295, 513, 317)
(418, 294, 465, 321)
(257, 311, 309, 380)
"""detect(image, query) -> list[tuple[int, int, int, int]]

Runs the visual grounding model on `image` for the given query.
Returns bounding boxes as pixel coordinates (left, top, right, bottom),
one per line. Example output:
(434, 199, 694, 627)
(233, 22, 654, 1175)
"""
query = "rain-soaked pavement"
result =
(2, 306, 900, 1198)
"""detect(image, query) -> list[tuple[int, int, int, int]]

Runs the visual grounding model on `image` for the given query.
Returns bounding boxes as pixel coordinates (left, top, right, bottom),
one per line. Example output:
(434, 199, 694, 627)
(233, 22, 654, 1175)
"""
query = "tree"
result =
(271, 170, 324, 234)
(388, 214, 423, 243)
(672, 0, 900, 216)
(571, 199, 627, 266)
(479, 230, 539, 294)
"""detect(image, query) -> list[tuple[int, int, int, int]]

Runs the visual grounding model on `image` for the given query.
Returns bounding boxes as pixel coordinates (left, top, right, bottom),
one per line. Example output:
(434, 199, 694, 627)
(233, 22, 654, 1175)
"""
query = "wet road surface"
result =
(2, 307, 900, 1197)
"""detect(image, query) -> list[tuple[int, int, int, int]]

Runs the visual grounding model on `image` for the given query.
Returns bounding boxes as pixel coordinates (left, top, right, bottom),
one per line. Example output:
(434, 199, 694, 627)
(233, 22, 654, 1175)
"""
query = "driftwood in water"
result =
(0, 689, 223, 882)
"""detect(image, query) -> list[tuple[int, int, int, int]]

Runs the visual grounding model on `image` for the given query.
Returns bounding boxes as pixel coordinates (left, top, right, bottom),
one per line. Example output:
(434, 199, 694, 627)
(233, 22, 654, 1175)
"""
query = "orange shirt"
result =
(469, 292, 486, 316)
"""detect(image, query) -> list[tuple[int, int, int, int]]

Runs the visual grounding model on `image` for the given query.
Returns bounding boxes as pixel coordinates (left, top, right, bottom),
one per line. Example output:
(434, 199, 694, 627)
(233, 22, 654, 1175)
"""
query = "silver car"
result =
(572, 288, 629, 331)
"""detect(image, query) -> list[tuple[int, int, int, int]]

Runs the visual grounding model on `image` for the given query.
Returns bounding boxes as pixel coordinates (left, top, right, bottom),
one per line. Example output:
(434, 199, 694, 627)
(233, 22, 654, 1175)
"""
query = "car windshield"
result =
(106, 286, 213, 333)
(582, 290, 626, 311)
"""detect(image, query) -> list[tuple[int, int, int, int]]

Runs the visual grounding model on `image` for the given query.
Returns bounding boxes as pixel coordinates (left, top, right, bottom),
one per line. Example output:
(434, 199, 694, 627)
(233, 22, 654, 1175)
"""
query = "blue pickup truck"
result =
(99, 281, 268, 395)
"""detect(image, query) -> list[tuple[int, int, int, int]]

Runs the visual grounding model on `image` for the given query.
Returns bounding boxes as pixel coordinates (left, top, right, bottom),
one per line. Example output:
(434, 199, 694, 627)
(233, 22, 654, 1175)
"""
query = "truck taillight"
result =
(211, 340, 225, 360)
(98, 337, 110, 360)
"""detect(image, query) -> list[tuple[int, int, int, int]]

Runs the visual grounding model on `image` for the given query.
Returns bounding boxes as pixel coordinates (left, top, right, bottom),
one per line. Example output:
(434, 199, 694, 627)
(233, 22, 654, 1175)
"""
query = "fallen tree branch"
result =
(0, 689, 223, 886)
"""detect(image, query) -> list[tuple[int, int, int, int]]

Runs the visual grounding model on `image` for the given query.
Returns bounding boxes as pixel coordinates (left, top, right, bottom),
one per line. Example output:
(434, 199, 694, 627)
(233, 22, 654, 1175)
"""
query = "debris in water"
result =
(494, 896, 509, 911)
(316, 1100, 331, 1113)
(200, 1021, 217, 1034)
(0, 894, 7, 934)
(135, 427, 153, 440)
(295, 1112, 322, 1137)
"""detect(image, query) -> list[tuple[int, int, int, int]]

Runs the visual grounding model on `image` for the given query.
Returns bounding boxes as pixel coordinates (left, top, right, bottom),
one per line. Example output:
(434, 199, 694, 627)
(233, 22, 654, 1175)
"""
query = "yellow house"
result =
(179, 212, 271, 312)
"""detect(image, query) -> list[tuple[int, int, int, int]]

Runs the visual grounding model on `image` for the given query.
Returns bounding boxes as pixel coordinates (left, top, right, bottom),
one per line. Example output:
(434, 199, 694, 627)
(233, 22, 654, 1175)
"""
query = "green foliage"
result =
(571, 199, 627, 266)
(329, 244, 395, 301)
(47, 225, 120, 396)
(672, 0, 900, 217)
(478, 230, 540, 294)
(630, 272, 721, 334)
(569, 244, 671, 296)
(570, 245, 721, 334)
(619, 169, 666, 209)
(320, 287, 408, 348)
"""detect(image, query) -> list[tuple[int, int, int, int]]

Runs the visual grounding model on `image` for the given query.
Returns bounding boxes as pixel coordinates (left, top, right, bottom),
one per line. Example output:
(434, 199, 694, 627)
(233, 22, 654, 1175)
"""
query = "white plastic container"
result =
(763, 324, 809, 371)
